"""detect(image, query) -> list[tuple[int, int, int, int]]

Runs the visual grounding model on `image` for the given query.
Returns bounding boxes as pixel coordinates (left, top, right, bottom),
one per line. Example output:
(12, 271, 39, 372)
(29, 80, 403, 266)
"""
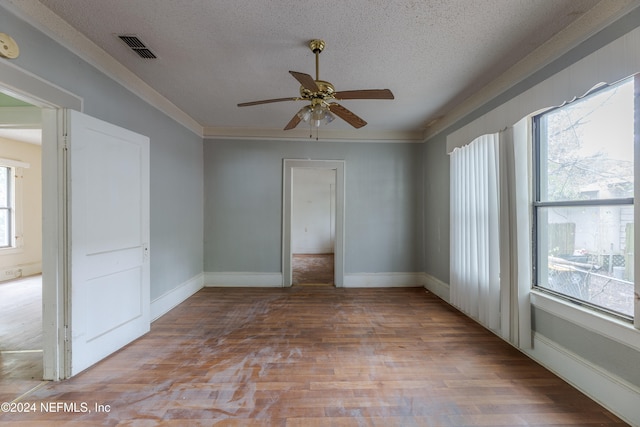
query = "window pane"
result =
(538, 79, 634, 202)
(0, 167, 8, 207)
(536, 205, 634, 317)
(0, 209, 9, 247)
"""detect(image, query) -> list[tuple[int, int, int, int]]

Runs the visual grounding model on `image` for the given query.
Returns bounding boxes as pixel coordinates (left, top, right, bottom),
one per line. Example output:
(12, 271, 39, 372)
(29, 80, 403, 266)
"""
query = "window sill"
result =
(0, 246, 24, 255)
(530, 289, 640, 352)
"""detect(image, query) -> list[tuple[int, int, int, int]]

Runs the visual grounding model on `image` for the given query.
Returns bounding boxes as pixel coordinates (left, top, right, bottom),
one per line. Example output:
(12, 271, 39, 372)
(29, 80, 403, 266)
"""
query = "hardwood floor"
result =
(292, 254, 334, 285)
(0, 275, 45, 405)
(0, 287, 628, 426)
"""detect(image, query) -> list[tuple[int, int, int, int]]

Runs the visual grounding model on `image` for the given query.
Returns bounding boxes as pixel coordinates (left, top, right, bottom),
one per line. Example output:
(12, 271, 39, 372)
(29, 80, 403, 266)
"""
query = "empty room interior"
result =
(1, 0, 640, 425)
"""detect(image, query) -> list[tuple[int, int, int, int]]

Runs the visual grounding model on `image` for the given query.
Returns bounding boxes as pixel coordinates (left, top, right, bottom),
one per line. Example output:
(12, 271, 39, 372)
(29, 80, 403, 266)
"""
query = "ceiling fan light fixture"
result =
(323, 110, 335, 125)
(296, 105, 312, 122)
(304, 104, 334, 127)
(311, 104, 325, 120)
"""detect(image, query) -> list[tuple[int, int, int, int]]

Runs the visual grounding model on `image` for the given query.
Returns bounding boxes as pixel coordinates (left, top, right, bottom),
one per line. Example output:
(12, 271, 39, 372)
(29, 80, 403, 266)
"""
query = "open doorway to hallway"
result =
(283, 159, 344, 287)
(291, 168, 336, 286)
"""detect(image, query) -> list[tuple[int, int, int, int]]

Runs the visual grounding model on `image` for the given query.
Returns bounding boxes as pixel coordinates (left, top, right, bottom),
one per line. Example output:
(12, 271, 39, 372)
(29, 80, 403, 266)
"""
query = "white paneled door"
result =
(64, 109, 150, 377)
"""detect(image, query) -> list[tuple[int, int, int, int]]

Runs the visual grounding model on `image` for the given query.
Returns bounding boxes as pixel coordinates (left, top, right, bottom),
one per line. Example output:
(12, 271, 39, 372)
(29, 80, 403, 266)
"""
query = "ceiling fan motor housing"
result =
(299, 80, 335, 101)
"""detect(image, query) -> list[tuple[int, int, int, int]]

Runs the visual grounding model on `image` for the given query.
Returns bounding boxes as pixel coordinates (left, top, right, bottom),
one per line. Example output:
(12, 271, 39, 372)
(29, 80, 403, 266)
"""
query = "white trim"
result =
(531, 290, 640, 353)
(20, 261, 41, 277)
(634, 73, 640, 330)
(343, 272, 425, 288)
(427, 0, 640, 141)
(204, 127, 423, 143)
(204, 272, 283, 287)
(283, 159, 345, 287)
(150, 273, 204, 321)
(0, 158, 30, 168)
(0, 262, 41, 282)
(423, 273, 450, 302)
(41, 108, 64, 381)
(3, 0, 202, 137)
(524, 332, 640, 427)
(445, 13, 640, 153)
(0, 60, 82, 381)
(0, 60, 82, 110)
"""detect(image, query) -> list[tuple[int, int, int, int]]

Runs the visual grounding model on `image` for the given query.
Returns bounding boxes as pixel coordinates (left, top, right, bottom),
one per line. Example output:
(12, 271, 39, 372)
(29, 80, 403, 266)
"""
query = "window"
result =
(0, 165, 13, 248)
(533, 76, 636, 319)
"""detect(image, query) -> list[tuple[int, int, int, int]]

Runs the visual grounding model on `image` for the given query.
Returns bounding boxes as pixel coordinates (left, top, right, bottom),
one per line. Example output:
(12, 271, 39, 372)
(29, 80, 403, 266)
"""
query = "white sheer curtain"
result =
(499, 121, 533, 348)
(450, 133, 501, 332)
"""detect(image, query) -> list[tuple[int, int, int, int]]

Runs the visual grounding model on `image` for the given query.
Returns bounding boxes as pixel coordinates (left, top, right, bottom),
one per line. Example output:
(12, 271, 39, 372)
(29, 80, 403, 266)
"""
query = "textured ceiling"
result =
(28, 0, 609, 139)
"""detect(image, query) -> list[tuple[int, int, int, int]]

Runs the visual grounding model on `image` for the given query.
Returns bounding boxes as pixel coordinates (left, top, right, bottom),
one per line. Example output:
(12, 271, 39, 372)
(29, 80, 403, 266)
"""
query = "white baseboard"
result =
(0, 262, 42, 282)
(524, 332, 640, 427)
(343, 272, 425, 288)
(204, 272, 426, 288)
(423, 273, 450, 302)
(151, 273, 204, 321)
(419, 274, 636, 424)
(204, 272, 283, 287)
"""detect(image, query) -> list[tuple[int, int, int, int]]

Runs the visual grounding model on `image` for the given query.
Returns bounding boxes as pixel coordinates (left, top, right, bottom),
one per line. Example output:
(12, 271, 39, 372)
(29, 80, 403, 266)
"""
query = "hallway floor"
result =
(292, 253, 334, 285)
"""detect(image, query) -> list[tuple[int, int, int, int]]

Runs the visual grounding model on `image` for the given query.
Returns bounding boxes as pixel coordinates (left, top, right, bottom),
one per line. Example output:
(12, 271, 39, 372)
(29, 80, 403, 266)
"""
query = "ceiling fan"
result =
(237, 39, 394, 131)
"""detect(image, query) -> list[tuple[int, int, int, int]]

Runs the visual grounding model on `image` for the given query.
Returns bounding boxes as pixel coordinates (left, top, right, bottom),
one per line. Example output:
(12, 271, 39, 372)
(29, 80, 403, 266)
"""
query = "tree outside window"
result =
(534, 76, 636, 318)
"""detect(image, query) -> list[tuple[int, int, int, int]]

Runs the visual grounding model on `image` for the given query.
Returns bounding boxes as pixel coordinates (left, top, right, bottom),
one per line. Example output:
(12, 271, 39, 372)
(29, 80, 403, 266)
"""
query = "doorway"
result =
(1, 60, 151, 385)
(1, 61, 80, 381)
(282, 159, 345, 287)
(0, 92, 44, 389)
(291, 168, 336, 285)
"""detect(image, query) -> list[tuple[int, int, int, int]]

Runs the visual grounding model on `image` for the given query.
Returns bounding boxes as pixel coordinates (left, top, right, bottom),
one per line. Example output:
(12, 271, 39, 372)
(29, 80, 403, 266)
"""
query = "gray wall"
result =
(204, 139, 423, 274)
(422, 6, 640, 390)
(0, 6, 204, 300)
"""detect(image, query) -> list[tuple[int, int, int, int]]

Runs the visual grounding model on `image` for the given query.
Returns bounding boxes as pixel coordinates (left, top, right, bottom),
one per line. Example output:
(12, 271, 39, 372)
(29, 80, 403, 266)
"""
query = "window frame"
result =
(532, 77, 636, 322)
(0, 165, 13, 248)
(0, 158, 28, 253)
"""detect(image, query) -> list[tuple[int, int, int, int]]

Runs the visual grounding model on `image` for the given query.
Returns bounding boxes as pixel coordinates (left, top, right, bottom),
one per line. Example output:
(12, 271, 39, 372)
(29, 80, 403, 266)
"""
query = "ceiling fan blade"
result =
(329, 103, 367, 129)
(334, 89, 394, 100)
(289, 71, 319, 92)
(238, 97, 298, 107)
(284, 113, 302, 130)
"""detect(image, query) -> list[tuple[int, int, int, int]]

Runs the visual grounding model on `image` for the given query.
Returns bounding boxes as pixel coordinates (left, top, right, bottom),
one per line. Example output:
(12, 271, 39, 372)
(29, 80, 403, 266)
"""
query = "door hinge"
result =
(64, 325, 69, 342)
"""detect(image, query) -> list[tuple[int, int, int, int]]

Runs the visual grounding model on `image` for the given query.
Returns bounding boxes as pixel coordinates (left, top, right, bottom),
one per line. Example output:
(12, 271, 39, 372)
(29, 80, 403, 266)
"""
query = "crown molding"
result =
(424, 0, 640, 140)
(2, 0, 204, 137)
(9, 0, 627, 144)
(203, 126, 423, 143)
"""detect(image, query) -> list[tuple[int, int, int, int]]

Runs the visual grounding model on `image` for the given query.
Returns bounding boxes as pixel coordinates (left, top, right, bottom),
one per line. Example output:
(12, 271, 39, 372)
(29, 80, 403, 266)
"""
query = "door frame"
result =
(1, 60, 83, 380)
(283, 159, 345, 287)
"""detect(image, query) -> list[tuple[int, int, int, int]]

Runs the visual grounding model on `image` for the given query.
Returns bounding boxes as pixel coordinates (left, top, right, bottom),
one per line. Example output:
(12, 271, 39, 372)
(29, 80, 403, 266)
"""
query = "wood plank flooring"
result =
(0, 287, 628, 426)
(0, 275, 45, 405)
(292, 254, 334, 285)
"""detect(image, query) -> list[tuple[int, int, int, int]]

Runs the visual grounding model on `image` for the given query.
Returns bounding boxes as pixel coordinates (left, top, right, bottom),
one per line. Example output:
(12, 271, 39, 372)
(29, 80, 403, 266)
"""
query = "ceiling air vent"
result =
(117, 34, 157, 59)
